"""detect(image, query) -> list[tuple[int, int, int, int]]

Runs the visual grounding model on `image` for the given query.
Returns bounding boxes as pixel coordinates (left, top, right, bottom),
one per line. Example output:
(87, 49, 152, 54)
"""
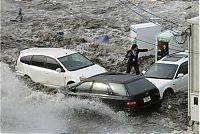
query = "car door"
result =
(44, 57, 66, 87)
(106, 83, 128, 110)
(90, 82, 128, 110)
(174, 61, 188, 91)
(90, 81, 110, 102)
(29, 55, 46, 84)
(67, 81, 93, 99)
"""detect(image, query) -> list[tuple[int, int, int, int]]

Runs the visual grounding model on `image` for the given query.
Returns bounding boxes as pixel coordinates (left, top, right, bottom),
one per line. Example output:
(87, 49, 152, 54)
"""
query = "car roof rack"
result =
(162, 52, 188, 62)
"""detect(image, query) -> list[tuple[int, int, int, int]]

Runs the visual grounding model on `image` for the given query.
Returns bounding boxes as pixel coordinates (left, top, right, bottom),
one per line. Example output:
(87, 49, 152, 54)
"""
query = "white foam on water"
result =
(1, 62, 67, 133)
(0, 62, 126, 133)
(1, 62, 188, 133)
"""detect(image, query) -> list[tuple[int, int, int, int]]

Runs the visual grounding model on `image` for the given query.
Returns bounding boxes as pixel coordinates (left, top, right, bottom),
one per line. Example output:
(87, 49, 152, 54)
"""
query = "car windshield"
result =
(144, 63, 178, 79)
(58, 53, 94, 71)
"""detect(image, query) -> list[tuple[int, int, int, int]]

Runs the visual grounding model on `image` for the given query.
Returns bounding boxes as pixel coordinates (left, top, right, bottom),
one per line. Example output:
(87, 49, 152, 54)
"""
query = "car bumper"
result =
(124, 100, 162, 112)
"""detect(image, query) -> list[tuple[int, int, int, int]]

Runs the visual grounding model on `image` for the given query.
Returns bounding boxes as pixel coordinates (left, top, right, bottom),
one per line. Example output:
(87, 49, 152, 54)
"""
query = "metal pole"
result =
(188, 24, 192, 131)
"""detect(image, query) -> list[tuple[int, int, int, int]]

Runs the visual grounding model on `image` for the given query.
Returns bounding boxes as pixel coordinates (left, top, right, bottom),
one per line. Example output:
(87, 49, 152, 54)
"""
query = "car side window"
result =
(31, 55, 45, 68)
(20, 55, 32, 65)
(109, 83, 127, 96)
(46, 57, 65, 72)
(76, 82, 93, 93)
(176, 61, 188, 78)
(92, 82, 108, 94)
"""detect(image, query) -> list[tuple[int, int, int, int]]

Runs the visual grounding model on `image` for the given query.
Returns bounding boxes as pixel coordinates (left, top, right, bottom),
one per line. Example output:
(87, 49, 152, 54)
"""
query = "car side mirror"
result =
(142, 70, 146, 74)
(56, 68, 61, 73)
(177, 73, 184, 78)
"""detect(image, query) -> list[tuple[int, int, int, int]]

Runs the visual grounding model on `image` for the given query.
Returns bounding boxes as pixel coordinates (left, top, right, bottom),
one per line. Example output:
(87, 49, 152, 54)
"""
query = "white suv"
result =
(15, 48, 107, 88)
(143, 51, 188, 99)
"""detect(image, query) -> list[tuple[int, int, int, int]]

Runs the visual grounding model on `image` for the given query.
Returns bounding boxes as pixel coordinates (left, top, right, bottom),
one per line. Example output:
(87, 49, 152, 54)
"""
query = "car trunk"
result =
(125, 78, 160, 110)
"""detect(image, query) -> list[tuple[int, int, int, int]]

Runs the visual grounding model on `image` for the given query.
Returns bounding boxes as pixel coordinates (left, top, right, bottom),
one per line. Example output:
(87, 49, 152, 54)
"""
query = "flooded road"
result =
(1, 62, 188, 133)
(1, 0, 198, 133)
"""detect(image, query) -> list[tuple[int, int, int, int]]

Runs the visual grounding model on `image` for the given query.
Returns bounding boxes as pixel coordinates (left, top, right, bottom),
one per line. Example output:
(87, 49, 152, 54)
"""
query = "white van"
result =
(15, 48, 107, 88)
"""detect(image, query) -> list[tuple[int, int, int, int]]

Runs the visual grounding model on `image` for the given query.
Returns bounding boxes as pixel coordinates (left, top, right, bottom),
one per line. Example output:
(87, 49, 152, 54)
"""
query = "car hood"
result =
(71, 64, 107, 78)
(145, 78, 173, 89)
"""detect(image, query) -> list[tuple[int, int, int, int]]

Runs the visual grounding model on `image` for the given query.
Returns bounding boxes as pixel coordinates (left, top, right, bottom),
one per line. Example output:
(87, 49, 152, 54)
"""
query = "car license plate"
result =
(143, 96, 151, 103)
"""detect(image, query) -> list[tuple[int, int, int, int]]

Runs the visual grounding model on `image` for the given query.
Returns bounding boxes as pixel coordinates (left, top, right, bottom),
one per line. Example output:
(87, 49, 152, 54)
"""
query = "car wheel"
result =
(163, 89, 174, 100)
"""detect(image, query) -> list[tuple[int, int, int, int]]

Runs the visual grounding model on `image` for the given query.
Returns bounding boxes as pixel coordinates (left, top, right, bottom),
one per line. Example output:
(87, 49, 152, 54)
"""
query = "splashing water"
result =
(1, 62, 188, 133)
(1, 62, 68, 133)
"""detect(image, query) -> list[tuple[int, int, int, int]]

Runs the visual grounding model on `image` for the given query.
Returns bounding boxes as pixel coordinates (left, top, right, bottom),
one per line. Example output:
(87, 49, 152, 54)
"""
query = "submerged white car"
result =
(15, 48, 107, 88)
(143, 52, 188, 99)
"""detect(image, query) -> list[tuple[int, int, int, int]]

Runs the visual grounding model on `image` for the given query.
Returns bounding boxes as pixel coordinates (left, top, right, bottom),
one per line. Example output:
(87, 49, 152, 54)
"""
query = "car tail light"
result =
(126, 100, 137, 108)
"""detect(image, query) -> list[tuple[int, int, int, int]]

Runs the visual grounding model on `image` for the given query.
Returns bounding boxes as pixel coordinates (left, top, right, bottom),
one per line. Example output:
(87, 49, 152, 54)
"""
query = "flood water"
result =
(1, 62, 188, 134)
(1, 0, 197, 133)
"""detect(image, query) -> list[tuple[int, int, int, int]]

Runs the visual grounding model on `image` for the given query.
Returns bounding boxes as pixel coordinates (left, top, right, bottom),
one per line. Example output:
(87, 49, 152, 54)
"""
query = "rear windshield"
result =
(125, 79, 156, 96)
(20, 55, 32, 65)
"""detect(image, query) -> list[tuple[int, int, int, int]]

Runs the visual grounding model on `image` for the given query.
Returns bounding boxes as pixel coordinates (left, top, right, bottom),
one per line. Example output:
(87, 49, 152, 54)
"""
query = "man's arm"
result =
(138, 48, 154, 52)
(138, 49, 148, 52)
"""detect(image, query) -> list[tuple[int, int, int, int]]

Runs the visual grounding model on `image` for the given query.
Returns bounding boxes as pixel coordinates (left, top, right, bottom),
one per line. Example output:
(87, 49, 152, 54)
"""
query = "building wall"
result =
(188, 17, 199, 132)
(189, 24, 200, 93)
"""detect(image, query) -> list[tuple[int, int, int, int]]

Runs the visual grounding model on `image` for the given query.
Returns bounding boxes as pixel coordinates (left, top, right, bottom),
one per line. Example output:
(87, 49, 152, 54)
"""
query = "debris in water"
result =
(168, 105, 172, 109)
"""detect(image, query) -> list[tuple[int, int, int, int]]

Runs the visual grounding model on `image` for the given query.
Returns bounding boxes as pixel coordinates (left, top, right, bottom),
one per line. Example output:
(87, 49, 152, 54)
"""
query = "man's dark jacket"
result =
(125, 49, 148, 63)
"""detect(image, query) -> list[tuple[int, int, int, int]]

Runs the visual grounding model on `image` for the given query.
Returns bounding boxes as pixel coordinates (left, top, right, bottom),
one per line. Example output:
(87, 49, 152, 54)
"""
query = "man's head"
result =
(131, 44, 138, 50)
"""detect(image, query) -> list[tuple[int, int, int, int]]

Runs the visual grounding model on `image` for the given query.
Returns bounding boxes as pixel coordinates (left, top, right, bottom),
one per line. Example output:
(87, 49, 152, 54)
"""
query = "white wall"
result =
(130, 23, 161, 57)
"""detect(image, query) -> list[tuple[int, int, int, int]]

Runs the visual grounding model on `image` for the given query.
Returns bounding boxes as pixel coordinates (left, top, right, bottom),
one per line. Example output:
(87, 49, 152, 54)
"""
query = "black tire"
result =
(163, 89, 174, 100)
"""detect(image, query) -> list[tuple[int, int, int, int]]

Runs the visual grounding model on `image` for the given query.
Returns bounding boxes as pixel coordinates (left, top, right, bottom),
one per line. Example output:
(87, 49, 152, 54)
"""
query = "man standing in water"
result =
(16, 8, 23, 22)
(125, 44, 153, 75)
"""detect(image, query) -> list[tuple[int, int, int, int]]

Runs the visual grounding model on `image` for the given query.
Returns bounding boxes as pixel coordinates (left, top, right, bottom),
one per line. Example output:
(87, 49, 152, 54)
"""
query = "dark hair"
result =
(131, 44, 138, 50)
